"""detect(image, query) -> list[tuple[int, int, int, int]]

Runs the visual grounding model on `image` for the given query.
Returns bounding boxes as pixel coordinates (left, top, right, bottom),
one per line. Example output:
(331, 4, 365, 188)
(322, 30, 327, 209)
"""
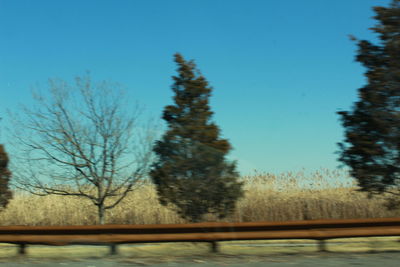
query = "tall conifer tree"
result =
(0, 144, 13, 212)
(150, 53, 245, 223)
(337, 0, 400, 208)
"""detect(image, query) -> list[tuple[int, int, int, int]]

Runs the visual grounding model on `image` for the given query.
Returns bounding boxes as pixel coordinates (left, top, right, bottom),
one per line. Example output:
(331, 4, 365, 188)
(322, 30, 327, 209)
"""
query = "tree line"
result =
(0, 0, 399, 224)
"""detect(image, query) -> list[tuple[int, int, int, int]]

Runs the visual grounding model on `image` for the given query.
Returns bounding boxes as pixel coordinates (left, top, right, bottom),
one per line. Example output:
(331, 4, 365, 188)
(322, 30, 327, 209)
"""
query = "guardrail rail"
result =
(1, 217, 400, 256)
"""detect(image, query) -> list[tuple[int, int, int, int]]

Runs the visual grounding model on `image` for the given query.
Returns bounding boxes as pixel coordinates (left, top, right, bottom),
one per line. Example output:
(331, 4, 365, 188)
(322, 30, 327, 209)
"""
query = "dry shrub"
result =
(1, 167, 399, 226)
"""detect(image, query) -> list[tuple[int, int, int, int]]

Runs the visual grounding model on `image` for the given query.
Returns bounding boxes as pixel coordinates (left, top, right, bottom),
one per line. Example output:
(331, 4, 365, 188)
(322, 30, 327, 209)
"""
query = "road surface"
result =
(0, 238, 400, 266)
(1, 252, 400, 267)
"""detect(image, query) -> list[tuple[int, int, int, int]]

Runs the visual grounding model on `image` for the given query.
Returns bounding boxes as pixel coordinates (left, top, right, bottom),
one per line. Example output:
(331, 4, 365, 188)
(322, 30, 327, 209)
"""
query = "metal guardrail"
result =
(1, 217, 400, 255)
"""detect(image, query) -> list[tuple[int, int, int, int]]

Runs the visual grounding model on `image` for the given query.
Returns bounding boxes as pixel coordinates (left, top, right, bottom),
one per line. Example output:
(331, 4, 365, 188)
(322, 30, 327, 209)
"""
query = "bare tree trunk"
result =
(98, 204, 105, 225)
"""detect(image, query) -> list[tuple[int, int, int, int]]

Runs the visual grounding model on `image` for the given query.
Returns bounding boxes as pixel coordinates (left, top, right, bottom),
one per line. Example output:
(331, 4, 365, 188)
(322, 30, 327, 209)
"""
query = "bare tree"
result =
(5, 73, 161, 225)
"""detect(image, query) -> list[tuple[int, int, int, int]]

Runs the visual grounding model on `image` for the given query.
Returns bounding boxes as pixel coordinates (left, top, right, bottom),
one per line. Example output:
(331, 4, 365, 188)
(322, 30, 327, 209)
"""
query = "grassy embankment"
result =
(1, 167, 400, 226)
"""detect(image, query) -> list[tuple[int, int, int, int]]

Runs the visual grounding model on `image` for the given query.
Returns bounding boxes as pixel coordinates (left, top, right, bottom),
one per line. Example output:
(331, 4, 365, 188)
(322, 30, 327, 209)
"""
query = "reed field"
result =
(1, 167, 400, 226)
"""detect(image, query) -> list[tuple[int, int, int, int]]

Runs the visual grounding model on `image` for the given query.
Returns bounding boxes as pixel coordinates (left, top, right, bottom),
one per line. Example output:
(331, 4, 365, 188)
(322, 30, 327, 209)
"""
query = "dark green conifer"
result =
(336, 0, 400, 208)
(0, 144, 13, 212)
(150, 53, 245, 223)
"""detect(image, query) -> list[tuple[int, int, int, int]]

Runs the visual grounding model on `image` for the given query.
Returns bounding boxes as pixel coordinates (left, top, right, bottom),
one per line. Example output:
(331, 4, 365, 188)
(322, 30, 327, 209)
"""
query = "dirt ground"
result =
(0, 237, 400, 266)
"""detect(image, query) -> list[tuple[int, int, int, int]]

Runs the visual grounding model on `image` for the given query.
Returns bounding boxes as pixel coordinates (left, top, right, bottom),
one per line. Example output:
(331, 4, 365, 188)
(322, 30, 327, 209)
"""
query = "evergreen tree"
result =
(336, 0, 400, 208)
(0, 144, 13, 212)
(150, 53, 245, 223)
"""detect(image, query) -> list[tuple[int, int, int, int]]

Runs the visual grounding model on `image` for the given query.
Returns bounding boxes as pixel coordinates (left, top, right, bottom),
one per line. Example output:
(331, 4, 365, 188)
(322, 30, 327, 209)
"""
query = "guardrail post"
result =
(109, 244, 118, 255)
(318, 239, 327, 252)
(209, 241, 219, 253)
(18, 244, 26, 255)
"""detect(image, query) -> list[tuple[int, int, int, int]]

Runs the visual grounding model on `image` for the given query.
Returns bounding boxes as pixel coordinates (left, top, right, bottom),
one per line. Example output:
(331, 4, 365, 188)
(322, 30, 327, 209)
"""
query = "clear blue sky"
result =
(0, 0, 392, 187)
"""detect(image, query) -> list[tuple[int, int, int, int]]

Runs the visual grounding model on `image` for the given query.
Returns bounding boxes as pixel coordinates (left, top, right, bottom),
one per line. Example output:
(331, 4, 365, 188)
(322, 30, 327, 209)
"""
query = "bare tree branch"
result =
(5, 73, 163, 224)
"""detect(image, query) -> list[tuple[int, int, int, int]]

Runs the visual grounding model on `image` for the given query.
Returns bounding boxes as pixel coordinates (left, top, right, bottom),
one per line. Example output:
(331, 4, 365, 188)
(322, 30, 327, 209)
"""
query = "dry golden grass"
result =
(1, 167, 400, 226)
